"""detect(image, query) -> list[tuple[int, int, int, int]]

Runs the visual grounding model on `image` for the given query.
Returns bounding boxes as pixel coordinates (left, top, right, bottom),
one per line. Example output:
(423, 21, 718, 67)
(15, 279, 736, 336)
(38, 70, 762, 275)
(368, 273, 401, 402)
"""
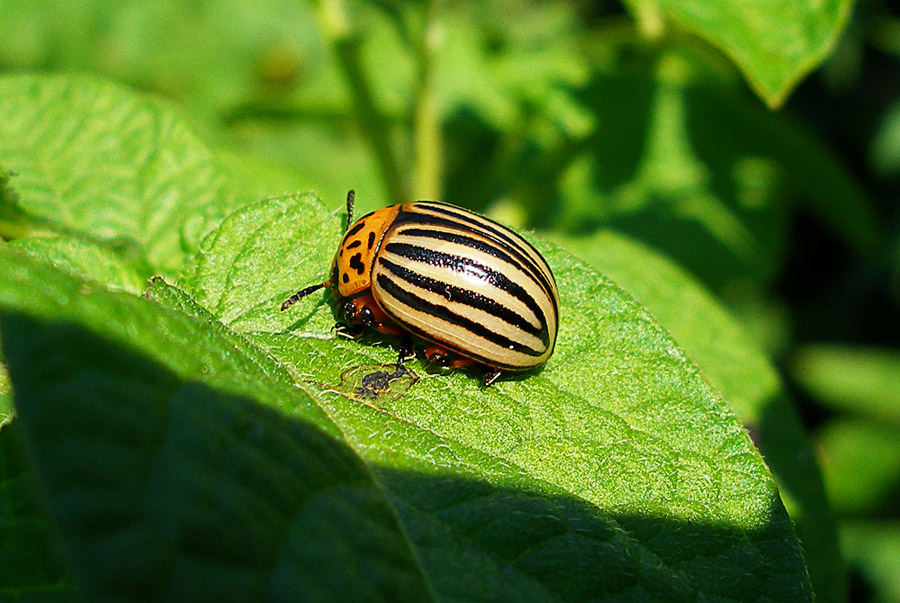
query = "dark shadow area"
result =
(442, 107, 507, 215)
(0, 311, 813, 600)
(755, 390, 845, 602)
(846, 565, 876, 603)
(376, 469, 809, 601)
(0, 314, 431, 601)
(0, 421, 73, 595)
(775, 208, 900, 347)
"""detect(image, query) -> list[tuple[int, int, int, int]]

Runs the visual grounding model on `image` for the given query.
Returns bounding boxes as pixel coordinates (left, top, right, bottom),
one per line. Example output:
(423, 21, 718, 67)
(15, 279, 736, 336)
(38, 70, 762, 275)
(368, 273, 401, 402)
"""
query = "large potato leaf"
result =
(181, 191, 812, 599)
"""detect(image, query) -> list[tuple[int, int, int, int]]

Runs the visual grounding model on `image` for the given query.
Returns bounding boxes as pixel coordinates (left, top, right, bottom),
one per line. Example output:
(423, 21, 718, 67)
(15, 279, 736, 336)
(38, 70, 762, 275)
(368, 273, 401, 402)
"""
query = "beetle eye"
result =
(340, 300, 358, 322)
(359, 306, 376, 328)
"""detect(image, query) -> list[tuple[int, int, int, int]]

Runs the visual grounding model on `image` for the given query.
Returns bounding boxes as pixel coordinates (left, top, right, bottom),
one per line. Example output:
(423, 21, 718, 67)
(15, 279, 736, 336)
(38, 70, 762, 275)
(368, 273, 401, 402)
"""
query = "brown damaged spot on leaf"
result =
(340, 363, 419, 405)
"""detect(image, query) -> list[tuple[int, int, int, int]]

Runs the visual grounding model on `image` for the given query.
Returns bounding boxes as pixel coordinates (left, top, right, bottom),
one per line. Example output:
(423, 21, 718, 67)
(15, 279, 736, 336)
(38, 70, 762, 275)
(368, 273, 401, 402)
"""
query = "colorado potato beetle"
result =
(282, 191, 559, 385)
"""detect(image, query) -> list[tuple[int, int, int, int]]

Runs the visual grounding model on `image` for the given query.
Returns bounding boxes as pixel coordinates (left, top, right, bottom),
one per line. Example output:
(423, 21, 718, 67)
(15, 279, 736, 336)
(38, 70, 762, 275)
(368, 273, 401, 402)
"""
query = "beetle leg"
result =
(425, 345, 450, 367)
(482, 368, 503, 387)
(364, 307, 406, 337)
(339, 299, 360, 323)
(424, 344, 479, 370)
(397, 335, 415, 365)
(426, 344, 501, 384)
(340, 294, 404, 336)
(333, 322, 363, 339)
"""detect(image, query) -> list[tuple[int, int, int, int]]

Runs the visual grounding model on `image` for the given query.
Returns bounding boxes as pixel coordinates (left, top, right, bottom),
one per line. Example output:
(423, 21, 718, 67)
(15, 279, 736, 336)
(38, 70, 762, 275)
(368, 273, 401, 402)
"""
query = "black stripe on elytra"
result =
(382, 242, 549, 329)
(411, 203, 548, 269)
(367, 231, 376, 249)
(346, 239, 362, 249)
(394, 208, 556, 304)
(376, 273, 545, 358)
(378, 256, 548, 345)
(393, 226, 553, 301)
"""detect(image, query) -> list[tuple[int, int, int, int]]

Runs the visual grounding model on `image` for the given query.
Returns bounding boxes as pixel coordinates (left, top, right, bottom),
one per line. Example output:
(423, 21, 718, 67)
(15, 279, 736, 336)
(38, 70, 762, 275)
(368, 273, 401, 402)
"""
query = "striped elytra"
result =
(281, 191, 559, 384)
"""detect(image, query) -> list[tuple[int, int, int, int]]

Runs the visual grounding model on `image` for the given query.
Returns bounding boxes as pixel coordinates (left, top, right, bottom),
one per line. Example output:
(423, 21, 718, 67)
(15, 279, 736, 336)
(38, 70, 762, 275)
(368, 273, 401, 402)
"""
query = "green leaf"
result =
(0, 166, 38, 241)
(214, 150, 309, 203)
(0, 1, 329, 121)
(10, 236, 146, 294)
(143, 276, 298, 388)
(0, 73, 239, 276)
(0, 360, 10, 428)
(840, 520, 900, 603)
(792, 345, 900, 425)
(645, 0, 854, 107)
(0, 249, 431, 600)
(2, 226, 813, 598)
(870, 100, 900, 177)
(183, 191, 341, 331)
(0, 422, 74, 597)
(551, 229, 843, 602)
(185, 192, 812, 599)
(0, 0, 394, 212)
(436, 1, 589, 132)
(554, 54, 880, 293)
(817, 420, 900, 516)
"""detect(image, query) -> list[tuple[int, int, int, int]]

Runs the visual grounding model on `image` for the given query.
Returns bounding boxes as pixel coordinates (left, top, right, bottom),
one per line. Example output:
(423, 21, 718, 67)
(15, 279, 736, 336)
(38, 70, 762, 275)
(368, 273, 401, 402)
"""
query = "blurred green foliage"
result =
(1, 0, 899, 600)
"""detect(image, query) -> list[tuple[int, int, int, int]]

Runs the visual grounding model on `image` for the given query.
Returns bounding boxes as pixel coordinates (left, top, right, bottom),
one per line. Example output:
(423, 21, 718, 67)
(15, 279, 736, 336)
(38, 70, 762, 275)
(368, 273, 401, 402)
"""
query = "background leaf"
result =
(0, 359, 11, 428)
(0, 74, 241, 276)
(643, 0, 854, 107)
(816, 420, 900, 517)
(548, 51, 879, 297)
(9, 236, 146, 294)
(840, 521, 900, 603)
(791, 345, 900, 425)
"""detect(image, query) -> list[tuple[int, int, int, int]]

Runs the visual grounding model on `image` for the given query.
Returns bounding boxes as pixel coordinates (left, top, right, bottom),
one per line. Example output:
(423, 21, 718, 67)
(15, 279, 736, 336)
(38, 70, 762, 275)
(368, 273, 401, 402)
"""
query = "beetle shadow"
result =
(415, 362, 549, 389)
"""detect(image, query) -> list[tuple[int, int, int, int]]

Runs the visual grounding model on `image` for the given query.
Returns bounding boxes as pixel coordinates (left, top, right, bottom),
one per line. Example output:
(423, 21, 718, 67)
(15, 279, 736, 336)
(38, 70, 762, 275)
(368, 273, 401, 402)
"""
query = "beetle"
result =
(281, 190, 559, 385)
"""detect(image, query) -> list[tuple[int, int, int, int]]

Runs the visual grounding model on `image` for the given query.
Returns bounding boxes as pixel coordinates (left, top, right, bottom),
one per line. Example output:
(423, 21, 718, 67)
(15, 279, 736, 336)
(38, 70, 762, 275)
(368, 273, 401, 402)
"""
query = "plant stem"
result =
(412, 0, 443, 200)
(627, 0, 666, 40)
(317, 0, 408, 205)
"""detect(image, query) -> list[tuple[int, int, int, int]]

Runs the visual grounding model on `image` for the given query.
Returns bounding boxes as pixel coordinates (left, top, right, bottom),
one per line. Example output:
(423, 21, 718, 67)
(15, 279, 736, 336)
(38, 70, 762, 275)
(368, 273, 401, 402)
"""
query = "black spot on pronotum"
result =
(367, 231, 376, 249)
(346, 220, 367, 237)
(349, 253, 366, 275)
(342, 273, 350, 283)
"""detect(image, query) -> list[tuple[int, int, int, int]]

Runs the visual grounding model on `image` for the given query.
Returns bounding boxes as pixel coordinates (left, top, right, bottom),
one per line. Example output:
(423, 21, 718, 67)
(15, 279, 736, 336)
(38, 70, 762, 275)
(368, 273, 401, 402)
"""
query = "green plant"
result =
(1, 0, 897, 600)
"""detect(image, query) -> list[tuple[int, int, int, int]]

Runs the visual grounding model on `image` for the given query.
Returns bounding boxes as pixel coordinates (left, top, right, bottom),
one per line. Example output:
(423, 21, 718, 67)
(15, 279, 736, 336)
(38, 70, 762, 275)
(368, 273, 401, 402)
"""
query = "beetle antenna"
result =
(345, 189, 355, 229)
(281, 282, 328, 311)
